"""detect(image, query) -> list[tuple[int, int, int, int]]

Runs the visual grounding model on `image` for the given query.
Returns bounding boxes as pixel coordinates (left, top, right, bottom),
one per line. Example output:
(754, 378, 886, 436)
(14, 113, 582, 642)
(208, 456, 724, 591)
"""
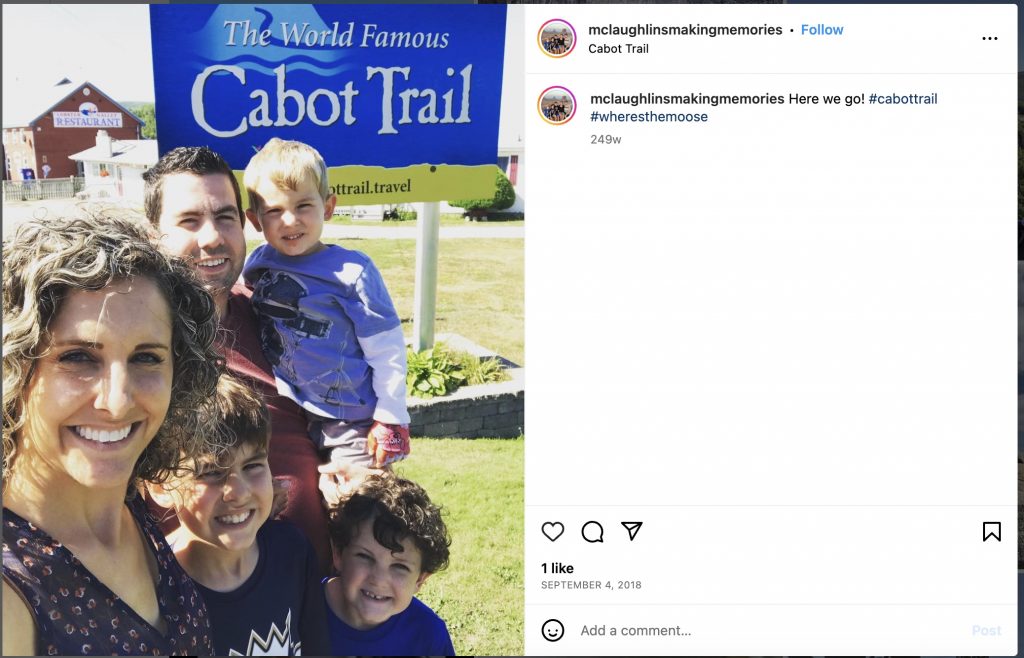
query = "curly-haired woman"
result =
(2, 213, 225, 656)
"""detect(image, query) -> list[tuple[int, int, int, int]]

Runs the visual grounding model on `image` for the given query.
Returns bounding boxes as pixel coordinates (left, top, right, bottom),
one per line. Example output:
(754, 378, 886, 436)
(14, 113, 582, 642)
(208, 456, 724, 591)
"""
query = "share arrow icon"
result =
(621, 521, 642, 541)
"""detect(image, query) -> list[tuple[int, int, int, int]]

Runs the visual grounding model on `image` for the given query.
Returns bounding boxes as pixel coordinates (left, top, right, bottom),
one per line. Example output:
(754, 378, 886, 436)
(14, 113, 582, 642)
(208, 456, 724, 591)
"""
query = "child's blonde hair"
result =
(243, 138, 330, 212)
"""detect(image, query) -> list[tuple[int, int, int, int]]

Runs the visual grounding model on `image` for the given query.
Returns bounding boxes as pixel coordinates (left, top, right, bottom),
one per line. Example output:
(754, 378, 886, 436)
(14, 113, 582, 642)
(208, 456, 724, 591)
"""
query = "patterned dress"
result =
(2, 496, 212, 656)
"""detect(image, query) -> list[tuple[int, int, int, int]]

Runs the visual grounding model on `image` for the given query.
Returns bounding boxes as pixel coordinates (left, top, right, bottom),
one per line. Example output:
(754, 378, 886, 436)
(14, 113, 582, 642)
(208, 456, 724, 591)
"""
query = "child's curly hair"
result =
(328, 472, 451, 574)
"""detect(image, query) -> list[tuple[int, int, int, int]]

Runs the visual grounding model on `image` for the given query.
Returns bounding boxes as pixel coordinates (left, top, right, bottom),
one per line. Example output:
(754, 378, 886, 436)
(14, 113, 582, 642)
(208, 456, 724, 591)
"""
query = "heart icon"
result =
(541, 522, 564, 542)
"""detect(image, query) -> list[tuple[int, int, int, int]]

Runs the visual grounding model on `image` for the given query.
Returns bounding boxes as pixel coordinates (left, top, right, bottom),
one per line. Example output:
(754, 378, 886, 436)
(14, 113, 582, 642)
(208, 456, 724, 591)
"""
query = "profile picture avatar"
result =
(538, 19, 576, 57)
(538, 86, 576, 125)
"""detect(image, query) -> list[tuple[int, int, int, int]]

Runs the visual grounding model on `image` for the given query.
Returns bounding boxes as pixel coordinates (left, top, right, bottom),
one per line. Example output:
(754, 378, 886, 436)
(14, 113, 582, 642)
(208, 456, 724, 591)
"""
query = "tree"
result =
(134, 103, 157, 140)
(448, 169, 515, 212)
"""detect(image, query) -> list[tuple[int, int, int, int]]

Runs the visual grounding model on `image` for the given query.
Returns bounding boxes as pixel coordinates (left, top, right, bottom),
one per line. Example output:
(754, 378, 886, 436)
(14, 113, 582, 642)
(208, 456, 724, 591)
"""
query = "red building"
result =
(2, 79, 143, 181)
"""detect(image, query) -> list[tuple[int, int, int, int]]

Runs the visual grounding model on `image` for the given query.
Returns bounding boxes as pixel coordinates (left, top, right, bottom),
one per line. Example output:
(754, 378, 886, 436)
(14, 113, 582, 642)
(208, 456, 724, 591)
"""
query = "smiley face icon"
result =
(541, 618, 565, 642)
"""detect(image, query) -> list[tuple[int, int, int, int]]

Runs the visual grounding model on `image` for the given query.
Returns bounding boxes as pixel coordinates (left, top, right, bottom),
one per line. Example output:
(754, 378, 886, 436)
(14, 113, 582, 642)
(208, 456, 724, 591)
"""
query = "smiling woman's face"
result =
(20, 277, 174, 491)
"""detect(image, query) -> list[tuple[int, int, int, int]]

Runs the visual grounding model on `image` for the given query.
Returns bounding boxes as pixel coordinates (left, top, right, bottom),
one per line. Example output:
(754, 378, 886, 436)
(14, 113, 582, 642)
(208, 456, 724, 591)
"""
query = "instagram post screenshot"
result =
(0, 2, 1016, 657)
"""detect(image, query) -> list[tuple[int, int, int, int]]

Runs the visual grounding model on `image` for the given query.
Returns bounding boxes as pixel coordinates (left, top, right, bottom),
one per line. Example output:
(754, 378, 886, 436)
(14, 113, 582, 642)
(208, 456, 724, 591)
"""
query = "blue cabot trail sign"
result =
(150, 4, 506, 203)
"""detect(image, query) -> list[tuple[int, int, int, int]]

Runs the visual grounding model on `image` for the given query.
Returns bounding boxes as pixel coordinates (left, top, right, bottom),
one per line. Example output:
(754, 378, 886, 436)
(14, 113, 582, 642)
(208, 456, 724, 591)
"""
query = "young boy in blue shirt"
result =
(147, 375, 329, 656)
(325, 472, 454, 655)
(241, 138, 411, 502)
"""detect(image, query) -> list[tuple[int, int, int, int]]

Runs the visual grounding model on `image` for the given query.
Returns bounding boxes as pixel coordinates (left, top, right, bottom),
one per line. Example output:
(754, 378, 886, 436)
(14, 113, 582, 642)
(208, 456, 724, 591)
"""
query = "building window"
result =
(509, 155, 519, 186)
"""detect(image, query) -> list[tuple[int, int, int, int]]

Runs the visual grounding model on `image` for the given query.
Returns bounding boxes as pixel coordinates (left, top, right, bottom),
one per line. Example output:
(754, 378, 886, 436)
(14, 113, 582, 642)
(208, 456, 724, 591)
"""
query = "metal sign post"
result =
(413, 201, 440, 352)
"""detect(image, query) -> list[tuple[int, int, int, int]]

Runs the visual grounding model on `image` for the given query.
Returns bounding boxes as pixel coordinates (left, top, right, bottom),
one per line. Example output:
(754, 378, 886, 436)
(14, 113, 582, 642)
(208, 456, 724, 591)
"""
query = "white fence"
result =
(3, 177, 85, 202)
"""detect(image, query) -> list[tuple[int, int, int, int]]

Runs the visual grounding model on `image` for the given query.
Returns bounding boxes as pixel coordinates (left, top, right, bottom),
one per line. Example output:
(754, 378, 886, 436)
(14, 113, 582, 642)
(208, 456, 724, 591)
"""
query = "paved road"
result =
(295, 223, 523, 240)
(2, 199, 523, 240)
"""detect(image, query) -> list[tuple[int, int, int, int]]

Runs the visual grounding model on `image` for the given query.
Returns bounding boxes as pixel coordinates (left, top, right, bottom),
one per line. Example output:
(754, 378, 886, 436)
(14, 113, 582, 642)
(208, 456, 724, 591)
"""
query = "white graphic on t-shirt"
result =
(227, 608, 300, 655)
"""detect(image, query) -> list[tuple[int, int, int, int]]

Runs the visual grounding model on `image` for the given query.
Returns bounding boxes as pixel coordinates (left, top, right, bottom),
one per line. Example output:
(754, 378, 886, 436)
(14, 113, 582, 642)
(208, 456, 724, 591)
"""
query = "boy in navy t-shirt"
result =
(325, 472, 454, 655)
(148, 374, 329, 656)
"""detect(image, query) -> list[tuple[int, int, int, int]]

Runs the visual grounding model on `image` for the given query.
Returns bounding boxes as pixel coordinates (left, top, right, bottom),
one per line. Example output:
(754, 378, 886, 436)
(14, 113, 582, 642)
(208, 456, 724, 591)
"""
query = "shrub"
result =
(480, 211, 524, 222)
(407, 343, 466, 398)
(453, 351, 510, 386)
(384, 205, 417, 221)
(406, 343, 510, 398)
(448, 170, 515, 212)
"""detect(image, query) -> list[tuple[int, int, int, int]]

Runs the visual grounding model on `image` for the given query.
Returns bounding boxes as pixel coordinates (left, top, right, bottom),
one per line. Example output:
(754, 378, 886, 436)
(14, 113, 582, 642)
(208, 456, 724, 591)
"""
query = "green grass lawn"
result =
(240, 236, 524, 652)
(396, 438, 524, 657)
(246, 238, 524, 366)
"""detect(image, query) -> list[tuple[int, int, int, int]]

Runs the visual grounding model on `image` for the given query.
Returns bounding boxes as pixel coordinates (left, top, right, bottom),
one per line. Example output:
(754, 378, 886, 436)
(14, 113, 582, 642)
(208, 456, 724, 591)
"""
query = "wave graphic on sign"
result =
(193, 55, 353, 78)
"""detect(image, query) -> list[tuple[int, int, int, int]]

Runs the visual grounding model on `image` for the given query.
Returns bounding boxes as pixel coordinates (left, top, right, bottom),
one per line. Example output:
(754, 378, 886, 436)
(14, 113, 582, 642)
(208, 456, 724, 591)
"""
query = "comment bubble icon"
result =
(581, 520, 604, 543)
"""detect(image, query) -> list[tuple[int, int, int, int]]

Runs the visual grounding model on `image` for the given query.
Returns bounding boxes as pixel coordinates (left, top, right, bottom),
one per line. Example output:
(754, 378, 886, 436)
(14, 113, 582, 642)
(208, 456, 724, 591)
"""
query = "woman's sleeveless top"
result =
(2, 496, 212, 656)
